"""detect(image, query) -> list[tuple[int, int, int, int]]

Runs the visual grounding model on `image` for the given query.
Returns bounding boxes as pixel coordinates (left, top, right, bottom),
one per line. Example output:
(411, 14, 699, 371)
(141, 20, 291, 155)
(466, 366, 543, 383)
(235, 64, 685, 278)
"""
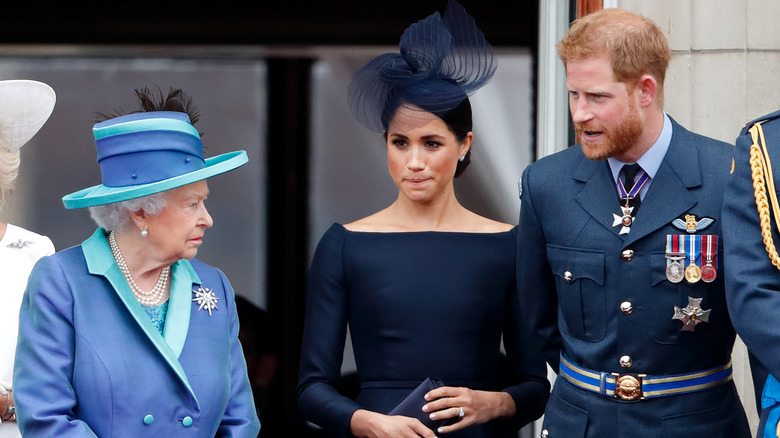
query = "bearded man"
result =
(516, 8, 751, 437)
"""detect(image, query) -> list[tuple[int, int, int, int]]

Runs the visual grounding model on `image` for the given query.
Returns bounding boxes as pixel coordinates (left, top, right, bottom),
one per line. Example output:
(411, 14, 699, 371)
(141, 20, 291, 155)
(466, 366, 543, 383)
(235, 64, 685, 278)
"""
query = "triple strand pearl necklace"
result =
(109, 231, 170, 307)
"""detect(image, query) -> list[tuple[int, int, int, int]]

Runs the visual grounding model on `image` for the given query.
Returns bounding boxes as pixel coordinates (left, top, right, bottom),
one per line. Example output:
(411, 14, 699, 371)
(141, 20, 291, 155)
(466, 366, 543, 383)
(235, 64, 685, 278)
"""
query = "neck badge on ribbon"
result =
(612, 168, 649, 235)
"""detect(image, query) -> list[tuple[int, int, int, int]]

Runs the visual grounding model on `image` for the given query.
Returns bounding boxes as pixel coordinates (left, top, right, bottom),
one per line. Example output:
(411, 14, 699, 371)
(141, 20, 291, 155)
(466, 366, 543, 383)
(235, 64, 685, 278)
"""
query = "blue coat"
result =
(13, 229, 260, 437)
(516, 118, 750, 437)
(723, 109, 780, 437)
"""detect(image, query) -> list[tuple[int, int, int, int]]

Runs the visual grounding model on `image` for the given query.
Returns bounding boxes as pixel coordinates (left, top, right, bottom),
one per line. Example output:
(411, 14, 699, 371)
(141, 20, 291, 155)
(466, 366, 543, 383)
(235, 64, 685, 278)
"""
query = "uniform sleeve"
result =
(215, 268, 262, 437)
(13, 256, 98, 437)
(723, 125, 780, 399)
(516, 165, 563, 372)
(297, 225, 360, 438)
(501, 228, 551, 426)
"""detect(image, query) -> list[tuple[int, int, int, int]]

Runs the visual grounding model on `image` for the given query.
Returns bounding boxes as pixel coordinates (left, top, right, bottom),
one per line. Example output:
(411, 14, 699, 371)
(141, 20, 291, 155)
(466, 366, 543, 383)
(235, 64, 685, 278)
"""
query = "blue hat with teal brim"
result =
(62, 111, 248, 209)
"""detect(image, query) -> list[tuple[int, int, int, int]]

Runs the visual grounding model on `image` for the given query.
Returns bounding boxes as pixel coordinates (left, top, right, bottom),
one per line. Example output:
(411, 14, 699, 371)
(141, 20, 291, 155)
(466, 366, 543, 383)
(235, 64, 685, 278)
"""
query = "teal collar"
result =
(82, 228, 201, 403)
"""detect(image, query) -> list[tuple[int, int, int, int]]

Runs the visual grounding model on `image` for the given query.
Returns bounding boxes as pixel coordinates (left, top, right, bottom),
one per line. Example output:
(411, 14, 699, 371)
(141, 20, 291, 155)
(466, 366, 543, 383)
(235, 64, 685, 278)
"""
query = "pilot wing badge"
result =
(672, 214, 714, 234)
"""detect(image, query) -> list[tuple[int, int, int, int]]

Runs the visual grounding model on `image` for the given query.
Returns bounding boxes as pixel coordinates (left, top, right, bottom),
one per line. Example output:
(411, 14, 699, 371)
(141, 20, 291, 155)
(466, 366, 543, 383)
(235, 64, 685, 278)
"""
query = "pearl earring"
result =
(141, 229, 148, 238)
(458, 155, 465, 162)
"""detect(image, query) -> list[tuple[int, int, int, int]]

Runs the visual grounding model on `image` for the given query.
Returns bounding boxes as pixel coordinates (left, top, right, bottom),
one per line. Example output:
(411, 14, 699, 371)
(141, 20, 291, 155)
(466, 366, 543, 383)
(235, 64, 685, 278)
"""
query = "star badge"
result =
(612, 206, 635, 235)
(192, 286, 219, 316)
(672, 296, 711, 331)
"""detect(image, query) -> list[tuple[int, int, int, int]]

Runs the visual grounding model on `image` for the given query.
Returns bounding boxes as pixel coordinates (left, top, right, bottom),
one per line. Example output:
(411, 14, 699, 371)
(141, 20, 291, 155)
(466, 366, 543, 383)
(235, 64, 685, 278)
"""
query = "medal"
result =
(612, 206, 635, 235)
(685, 263, 702, 283)
(683, 234, 701, 284)
(667, 262, 685, 283)
(701, 234, 717, 283)
(700, 264, 716, 282)
(611, 167, 648, 235)
(672, 296, 711, 331)
(665, 234, 685, 283)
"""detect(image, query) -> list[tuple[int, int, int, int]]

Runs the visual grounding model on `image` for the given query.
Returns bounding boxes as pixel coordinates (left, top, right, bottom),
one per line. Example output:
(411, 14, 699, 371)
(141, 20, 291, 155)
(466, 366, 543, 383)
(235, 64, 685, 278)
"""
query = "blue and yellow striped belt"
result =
(559, 354, 733, 401)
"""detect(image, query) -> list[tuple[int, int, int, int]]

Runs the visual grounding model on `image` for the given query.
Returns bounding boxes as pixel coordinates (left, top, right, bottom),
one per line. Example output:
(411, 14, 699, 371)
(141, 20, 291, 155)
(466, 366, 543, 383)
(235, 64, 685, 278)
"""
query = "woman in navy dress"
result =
(297, 2, 550, 437)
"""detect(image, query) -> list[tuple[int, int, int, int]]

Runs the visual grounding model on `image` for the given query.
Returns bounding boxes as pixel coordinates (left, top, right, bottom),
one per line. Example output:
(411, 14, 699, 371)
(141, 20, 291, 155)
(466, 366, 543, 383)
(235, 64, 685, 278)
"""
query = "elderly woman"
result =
(297, 2, 550, 438)
(13, 87, 260, 437)
(0, 80, 56, 438)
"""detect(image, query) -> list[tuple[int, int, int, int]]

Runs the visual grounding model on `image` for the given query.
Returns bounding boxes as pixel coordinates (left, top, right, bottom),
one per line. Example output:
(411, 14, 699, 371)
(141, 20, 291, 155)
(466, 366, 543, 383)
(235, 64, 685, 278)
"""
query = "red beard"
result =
(576, 101, 643, 161)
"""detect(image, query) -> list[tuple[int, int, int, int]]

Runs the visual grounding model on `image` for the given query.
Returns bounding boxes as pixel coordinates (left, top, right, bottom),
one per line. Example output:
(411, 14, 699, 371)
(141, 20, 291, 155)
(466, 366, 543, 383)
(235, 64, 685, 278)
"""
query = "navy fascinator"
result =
(347, 0, 497, 132)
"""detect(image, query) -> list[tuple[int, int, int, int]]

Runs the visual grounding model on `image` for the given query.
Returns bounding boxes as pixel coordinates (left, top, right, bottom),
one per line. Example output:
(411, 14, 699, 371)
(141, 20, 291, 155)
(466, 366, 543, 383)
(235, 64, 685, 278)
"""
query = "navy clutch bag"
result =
(388, 377, 452, 431)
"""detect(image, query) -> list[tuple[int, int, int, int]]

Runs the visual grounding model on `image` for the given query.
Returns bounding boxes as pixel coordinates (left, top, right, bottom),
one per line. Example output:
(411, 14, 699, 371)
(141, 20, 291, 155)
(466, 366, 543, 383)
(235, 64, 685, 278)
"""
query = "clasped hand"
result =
(422, 386, 514, 434)
(350, 387, 514, 437)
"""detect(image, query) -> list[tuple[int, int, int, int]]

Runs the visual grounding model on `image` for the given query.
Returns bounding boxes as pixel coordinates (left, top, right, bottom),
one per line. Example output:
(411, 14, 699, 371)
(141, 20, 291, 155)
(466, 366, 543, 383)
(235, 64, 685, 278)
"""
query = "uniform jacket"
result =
(723, 109, 780, 437)
(0, 224, 54, 438)
(517, 118, 750, 437)
(13, 229, 260, 437)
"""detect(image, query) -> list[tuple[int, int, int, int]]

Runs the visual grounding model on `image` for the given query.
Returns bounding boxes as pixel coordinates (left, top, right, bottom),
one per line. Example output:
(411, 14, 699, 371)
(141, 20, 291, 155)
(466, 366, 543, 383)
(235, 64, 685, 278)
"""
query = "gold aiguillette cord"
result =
(749, 121, 780, 269)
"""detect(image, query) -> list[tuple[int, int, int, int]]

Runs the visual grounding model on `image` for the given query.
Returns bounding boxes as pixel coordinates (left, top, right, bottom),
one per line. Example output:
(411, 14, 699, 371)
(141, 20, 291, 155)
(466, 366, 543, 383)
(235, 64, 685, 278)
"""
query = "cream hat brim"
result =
(0, 80, 56, 151)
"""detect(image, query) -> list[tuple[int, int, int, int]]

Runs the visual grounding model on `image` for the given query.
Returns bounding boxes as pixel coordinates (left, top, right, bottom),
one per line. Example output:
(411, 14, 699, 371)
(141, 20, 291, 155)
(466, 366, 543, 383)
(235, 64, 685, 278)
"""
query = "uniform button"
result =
(620, 355, 632, 368)
(540, 429, 549, 438)
(620, 301, 633, 314)
(622, 249, 634, 261)
(143, 414, 154, 425)
(182, 416, 193, 427)
(563, 271, 573, 282)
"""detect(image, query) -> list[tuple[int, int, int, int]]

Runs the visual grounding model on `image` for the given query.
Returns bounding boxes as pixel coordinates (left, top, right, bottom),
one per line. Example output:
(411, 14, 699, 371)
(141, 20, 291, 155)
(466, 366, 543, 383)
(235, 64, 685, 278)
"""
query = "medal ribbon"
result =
(685, 234, 701, 266)
(616, 168, 650, 203)
(666, 234, 681, 256)
(703, 234, 718, 268)
(665, 234, 684, 283)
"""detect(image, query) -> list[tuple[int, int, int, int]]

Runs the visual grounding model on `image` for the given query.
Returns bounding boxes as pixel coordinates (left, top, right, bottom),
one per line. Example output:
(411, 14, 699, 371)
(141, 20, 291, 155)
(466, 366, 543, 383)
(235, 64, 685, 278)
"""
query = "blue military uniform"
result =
(517, 117, 751, 437)
(723, 109, 780, 438)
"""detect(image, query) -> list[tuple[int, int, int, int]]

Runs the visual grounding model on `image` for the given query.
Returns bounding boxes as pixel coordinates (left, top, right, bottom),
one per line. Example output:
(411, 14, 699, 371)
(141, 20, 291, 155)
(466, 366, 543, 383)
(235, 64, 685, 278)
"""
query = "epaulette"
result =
(739, 109, 780, 137)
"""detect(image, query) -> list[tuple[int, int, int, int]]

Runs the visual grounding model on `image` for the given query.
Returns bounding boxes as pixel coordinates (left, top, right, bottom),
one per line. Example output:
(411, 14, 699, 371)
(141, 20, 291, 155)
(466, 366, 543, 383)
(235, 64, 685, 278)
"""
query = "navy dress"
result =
(298, 223, 549, 438)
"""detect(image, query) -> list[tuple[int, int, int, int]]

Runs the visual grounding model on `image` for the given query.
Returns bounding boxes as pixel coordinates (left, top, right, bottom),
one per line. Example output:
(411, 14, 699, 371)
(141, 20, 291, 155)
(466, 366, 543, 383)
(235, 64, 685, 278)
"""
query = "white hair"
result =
(0, 147, 21, 212)
(88, 191, 170, 232)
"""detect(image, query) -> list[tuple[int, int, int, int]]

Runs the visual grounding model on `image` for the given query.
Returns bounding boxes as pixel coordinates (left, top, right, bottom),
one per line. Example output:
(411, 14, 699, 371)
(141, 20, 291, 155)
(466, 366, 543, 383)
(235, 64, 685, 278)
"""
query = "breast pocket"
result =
(648, 250, 727, 344)
(547, 245, 606, 342)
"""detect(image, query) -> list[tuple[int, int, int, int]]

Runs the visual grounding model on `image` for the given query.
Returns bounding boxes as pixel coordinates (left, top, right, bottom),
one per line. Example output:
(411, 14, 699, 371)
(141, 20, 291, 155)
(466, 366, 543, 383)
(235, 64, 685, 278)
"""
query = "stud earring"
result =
(458, 155, 465, 162)
(141, 229, 148, 238)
